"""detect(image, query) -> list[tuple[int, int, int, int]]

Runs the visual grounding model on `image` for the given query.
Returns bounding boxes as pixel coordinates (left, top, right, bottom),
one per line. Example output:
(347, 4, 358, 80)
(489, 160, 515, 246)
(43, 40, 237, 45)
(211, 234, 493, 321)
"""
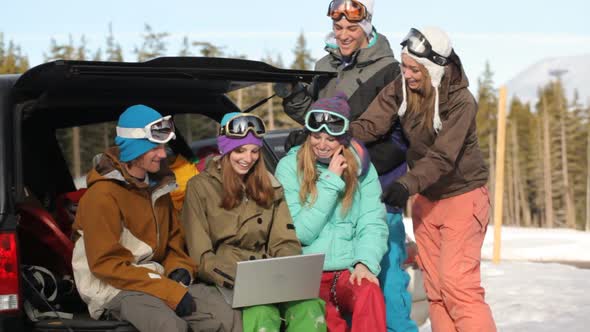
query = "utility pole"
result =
(550, 69, 576, 228)
(541, 92, 554, 228)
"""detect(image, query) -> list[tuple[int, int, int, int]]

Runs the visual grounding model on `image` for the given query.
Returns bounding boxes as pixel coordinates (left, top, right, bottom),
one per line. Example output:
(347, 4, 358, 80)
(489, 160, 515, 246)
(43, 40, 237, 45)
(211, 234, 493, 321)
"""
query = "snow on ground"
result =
(481, 226, 590, 263)
(402, 219, 590, 331)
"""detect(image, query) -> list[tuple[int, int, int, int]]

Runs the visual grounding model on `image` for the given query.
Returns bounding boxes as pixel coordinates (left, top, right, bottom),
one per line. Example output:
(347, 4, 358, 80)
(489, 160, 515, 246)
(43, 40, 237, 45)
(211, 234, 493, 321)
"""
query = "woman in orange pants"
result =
(350, 26, 496, 331)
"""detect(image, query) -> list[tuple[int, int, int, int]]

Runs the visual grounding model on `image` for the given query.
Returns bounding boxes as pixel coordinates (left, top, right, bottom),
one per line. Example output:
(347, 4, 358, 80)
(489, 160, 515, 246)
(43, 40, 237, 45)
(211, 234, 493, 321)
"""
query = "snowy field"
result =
(402, 220, 590, 331)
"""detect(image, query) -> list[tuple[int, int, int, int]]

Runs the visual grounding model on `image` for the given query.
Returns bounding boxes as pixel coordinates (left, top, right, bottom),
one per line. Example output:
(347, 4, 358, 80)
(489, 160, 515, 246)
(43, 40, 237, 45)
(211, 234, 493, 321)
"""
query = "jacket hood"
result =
(438, 52, 470, 104)
(324, 31, 395, 68)
(286, 138, 370, 178)
(86, 147, 175, 190)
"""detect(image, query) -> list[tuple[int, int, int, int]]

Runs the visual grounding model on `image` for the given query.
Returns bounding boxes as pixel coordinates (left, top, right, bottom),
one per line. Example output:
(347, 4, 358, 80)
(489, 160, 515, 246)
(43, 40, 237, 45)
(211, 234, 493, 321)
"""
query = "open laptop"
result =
(217, 253, 325, 308)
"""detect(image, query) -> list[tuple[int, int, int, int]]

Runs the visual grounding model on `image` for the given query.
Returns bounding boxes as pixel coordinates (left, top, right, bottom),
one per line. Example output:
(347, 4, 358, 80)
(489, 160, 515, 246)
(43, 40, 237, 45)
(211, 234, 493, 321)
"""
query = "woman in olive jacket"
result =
(181, 113, 326, 332)
(350, 27, 497, 332)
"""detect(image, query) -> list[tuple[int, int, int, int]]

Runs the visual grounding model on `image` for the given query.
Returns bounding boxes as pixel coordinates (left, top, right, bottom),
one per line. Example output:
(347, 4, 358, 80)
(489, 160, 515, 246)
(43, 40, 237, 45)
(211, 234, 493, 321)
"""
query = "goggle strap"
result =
(116, 126, 147, 139)
(327, 0, 368, 22)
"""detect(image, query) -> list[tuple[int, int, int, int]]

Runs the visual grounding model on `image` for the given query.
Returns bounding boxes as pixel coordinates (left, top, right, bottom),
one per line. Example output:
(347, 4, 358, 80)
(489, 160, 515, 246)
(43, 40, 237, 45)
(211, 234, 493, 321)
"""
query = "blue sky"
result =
(2, 0, 589, 90)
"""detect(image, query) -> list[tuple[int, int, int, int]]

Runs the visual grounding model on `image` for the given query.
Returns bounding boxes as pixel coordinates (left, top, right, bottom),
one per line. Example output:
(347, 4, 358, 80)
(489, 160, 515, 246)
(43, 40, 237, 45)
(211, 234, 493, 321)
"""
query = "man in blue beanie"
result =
(71, 104, 241, 332)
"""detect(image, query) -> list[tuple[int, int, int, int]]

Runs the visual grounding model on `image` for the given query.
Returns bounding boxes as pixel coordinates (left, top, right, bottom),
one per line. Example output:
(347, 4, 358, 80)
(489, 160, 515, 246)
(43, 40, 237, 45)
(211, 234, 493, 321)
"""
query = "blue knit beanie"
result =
(115, 104, 163, 162)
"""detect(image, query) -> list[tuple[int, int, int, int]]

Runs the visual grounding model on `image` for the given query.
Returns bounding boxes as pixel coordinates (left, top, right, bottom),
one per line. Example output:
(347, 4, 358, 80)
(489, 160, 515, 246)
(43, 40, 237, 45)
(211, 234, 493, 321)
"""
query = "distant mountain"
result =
(505, 54, 590, 107)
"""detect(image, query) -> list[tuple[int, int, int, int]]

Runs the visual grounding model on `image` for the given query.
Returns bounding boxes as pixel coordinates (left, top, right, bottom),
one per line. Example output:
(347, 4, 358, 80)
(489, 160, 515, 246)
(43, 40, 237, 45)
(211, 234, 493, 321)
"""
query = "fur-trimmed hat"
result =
(398, 27, 452, 133)
(356, 0, 375, 37)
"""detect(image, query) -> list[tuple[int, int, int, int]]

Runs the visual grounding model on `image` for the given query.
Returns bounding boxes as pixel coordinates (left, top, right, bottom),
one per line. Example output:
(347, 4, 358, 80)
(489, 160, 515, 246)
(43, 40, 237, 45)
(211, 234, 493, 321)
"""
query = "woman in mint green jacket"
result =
(275, 93, 388, 332)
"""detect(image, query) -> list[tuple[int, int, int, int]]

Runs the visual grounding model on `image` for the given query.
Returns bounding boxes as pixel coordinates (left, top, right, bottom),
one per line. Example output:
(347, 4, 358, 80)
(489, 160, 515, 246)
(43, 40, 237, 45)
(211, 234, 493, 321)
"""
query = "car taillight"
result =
(0, 232, 19, 312)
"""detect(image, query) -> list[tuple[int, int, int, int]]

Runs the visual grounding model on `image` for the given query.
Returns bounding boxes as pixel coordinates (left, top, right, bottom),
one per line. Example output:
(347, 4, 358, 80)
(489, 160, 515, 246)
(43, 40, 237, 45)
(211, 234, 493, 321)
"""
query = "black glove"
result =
(273, 82, 295, 98)
(175, 291, 195, 317)
(168, 268, 191, 287)
(381, 182, 410, 209)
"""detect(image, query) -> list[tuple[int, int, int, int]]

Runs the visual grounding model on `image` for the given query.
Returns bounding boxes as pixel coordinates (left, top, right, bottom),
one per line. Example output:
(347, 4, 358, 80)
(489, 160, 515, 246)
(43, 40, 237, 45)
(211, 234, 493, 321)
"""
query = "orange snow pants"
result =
(412, 186, 496, 332)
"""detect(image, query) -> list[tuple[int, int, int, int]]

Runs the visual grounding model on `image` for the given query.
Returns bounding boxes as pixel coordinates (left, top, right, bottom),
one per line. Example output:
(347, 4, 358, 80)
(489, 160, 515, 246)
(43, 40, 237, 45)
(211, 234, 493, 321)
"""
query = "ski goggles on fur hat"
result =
(219, 113, 266, 138)
(116, 115, 176, 144)
(305, 110, 350, 136)
(327, 0, 371, 23)
(401, 28, 449, 66)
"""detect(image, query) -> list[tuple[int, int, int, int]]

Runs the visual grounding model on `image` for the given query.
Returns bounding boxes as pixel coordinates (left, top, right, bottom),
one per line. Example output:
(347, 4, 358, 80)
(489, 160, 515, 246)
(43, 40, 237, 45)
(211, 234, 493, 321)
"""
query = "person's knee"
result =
(285, 298, 326, 319)
(357, 280, 383, 297)
(243, 304, 281, 332)
(158, 314, 187, 332)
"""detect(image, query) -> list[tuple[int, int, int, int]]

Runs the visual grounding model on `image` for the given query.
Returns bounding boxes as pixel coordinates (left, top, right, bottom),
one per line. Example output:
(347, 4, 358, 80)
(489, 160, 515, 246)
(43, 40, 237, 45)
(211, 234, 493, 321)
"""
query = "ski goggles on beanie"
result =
(327, 0, 371, 22)
(219, 113, 266, 138)
(116, 115, 176, 144)
(305, 110, 350, 136)
(401, 28, 449, 66)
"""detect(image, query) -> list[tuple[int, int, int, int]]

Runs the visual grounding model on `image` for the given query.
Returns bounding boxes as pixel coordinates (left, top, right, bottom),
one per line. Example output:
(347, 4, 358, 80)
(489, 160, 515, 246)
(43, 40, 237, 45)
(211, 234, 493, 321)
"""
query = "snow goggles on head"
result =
(401, 28, 449, 66)
(327, 0, 371, 23)
(116, 115, 176, 144)
(305, 110, 349, 136)
(219, 113, 266, 138)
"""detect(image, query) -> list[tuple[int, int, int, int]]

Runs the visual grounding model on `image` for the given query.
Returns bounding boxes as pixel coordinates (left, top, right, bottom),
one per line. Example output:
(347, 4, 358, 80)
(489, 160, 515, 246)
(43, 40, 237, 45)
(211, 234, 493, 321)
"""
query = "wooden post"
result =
(492, 86, 507, 264)
(586, 127, 590, 231)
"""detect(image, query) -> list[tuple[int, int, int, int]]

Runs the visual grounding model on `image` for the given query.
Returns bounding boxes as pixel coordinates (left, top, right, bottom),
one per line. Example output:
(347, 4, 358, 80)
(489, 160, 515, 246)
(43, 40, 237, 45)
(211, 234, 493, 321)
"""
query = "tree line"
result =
(477, 63, 590, 231)
(2, 25, 589, 231)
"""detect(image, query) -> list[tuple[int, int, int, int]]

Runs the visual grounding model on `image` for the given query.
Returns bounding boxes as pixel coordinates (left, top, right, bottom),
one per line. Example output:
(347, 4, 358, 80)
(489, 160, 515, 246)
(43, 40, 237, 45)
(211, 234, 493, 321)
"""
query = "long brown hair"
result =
(219, 154, 274, 210)
(296, 137, 358, 215)
(406, 63, 436, 132)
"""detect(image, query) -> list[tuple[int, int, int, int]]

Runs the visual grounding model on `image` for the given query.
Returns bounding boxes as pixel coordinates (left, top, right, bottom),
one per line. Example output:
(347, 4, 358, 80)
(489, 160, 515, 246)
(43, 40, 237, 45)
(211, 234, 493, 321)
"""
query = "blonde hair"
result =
(406, 62, 436, 132)
(296, 137, 358, 215)
(219, 154, 274, 210)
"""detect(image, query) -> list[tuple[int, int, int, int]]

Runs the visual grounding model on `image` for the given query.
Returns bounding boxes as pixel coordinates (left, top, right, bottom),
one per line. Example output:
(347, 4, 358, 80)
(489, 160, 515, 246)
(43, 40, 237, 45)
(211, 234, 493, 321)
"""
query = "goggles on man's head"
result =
(305, 110, 349, 136)
(116, 115, 176, 144)
(220, 113, 266, 138)
(327, 0, 370, 23)
(401, 28, 449, 66)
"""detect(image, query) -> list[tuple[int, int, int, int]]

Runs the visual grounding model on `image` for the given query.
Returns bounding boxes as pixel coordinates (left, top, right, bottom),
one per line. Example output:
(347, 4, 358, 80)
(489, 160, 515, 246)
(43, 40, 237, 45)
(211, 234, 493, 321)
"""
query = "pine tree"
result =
(475, 62, 498, 221)
(0, 33, 29, 74)
(192, 41, 224, 57)
(134, 24, 169, 61)
(179, 36, 192, 57)
(290, 31, 314, 70)
(105, 23, 124, 62)
(507, 98, 533, 226)
(565, 89, 588, 229)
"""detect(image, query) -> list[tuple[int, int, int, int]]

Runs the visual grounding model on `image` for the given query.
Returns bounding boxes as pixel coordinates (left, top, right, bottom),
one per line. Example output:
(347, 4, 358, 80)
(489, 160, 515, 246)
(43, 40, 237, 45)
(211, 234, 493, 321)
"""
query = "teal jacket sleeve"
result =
(275, 153, 345, 246)
(352, 165, 389, 275)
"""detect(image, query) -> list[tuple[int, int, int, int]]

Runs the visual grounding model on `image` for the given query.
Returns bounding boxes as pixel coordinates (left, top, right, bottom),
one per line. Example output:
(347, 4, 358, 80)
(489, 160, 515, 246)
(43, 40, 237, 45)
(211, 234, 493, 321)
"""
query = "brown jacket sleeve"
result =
(350, 79, 400, 143)
(161, 195, 197, 280)
(181, 177, 235, 288)
(398, 92, 477, 195)
(267, 195, 302, 258)
(77, 189, 187, 310)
